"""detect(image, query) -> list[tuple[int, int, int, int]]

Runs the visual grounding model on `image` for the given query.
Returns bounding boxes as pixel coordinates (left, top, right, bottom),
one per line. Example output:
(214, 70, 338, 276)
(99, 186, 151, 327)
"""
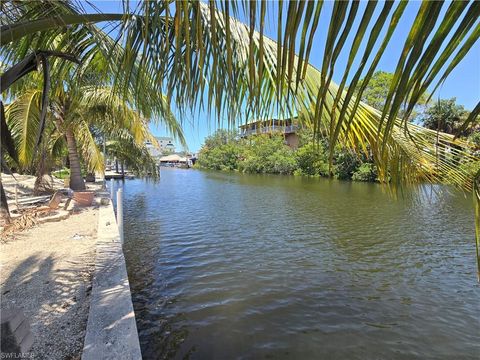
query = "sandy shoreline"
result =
(1, 173, 103, 359)
(1, 207, 98, 359)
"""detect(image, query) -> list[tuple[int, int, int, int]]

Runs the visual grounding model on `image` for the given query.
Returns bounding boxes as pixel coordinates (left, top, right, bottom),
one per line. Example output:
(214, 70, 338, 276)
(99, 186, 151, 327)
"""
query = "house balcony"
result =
(239, 125, 300, 138)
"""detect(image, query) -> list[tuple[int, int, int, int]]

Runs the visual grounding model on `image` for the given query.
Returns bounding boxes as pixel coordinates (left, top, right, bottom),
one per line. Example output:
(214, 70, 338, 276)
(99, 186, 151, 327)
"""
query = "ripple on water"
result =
(122, 170, 480, 359)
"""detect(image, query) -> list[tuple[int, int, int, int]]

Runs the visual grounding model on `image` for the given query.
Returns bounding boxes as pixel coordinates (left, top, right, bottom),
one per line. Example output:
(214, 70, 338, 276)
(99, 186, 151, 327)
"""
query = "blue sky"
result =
(91, 1, 480, 152)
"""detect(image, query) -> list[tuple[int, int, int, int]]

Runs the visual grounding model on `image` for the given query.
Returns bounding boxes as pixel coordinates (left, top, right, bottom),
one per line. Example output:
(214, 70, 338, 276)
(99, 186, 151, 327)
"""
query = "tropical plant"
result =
(106, 136, 160, 178)
(1, 5, 185, 206)
(202, 129, 239, 149)
(2, 1, 480, 273)
(352, 163, 378, 182)
(295, 143, 329, 177)
(0, 51, 78, 223)
(2, 1, 479, 186)
(5, 81, 165, 190)
(421, 97, 469, 134)
(198, 129, 382, 181)
(197, 143, 241, 171)
(196, 130, 241, 170)
(238, 134, 297, 175)
(468, 131, 480, 151)
(353, 71, 430, 122)
(333, 148, 361, 180)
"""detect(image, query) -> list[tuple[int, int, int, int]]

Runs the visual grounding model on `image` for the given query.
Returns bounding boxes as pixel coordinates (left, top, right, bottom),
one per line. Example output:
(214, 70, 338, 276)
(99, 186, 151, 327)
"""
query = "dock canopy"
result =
(159, 154, 187, 163)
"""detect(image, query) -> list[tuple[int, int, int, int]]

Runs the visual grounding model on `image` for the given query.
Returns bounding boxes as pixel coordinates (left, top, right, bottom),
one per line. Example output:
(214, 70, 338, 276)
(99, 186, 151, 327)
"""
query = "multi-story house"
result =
(146, 137, 176, 158)
(239, 117, 301, 149)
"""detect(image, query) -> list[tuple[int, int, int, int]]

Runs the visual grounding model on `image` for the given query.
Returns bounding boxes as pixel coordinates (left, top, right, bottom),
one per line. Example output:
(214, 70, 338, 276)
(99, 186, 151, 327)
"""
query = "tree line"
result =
(197, 71, 479, 182)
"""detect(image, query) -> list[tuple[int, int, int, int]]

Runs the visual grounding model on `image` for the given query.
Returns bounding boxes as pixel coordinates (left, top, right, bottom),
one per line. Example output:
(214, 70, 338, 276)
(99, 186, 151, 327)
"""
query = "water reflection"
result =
(121, 169, 479, 359)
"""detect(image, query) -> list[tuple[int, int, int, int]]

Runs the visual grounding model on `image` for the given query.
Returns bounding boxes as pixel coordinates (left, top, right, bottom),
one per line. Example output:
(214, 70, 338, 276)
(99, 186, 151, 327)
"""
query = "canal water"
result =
(120, 168, 479, 359)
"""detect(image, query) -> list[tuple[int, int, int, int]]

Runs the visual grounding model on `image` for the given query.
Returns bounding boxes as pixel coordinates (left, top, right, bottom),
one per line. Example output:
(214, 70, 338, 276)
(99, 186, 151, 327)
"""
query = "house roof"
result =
(159, 154, 187, 162)
(239, 117, 298, 129)
(156, 136, 174, 141)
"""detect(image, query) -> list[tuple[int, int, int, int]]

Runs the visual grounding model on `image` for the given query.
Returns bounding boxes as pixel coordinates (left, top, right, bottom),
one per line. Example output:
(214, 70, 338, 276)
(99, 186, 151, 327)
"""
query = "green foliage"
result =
(239, 135, 296, 175)
(354, 71, 429, 121)
(197, 143, 241, 171)
(460, 161, 480, 178)
(197, 130, 380, 182)
(468, 131, 480, 150)
(356, 71, 393, 111)
(203, 129, 239, 148)
(107, 138, 160, 178)
(333, 148, 361, 180)
(196, 130, 241, 171)
(198, 133, 297, 175)
(295, 143, 329, 176)
(352, 163, 378, 182)
(267, 151, 297, 175)
(421, 98, 469, 134)
(445, 159, 480, 190)
(52, 168, 70, 179)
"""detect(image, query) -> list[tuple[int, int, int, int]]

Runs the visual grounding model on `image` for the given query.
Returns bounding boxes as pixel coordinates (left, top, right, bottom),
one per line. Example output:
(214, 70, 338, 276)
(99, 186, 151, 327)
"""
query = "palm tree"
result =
(1, 1, 479, 272)
(2, 12, 185, 191)
(5, 83, 181, 190)
(0, 50, 78, 223)
(2, 1, 478, 181)
(106, 136, 160, 178)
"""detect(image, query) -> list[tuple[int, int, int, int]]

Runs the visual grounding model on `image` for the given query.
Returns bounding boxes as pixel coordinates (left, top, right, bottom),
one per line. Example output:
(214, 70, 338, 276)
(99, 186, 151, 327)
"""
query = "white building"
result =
(157, 137, 175, 153)
(145, 137, 175, 158)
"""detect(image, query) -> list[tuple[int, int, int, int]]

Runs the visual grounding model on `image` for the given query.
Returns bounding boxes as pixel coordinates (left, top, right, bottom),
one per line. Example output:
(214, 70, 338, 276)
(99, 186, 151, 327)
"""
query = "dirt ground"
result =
(0, 207, 98, 359)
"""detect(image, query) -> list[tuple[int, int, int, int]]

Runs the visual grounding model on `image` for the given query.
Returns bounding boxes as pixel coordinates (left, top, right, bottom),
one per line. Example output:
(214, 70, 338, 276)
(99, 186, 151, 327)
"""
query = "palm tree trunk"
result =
(53, 99, 85, 191)
(65, 127, 86, 191)
(0, 178, 11, 225)
(33, 142, 51, 195)
(115, 158, 119, 173)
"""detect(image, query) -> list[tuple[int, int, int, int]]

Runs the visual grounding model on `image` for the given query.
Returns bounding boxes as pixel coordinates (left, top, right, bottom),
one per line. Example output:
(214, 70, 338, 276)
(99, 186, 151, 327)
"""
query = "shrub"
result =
(197, 129, 382, 183)
(196, 143, 241, 171)
(266, 151, 297, 174)
(352, 163, 377, 182)
(52, 168, 70, 179)
(468, 131, 480, 150)
(239, 134, 296, 174)
(334, 149, 360, 180)
(295, 143, 329, 176)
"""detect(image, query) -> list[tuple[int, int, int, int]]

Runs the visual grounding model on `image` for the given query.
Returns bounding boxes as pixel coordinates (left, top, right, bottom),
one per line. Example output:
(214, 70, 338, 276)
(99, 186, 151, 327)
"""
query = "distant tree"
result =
(239, 134, 297, 175)
(468, 131, 480, 151)
(295, 144, 329, 176)
(203, 129, 239, 148)
(354, 71, 429, 122)
(356, 71, 393, 110)
(333, 148, 361, 180)
(352, 163, 378, 182)
(421, 98, 469, 134)
(197, 130, 241, 171)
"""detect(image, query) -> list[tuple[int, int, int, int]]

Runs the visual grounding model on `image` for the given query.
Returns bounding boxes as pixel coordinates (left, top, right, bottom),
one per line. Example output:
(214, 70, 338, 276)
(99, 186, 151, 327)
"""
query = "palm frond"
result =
(76, 86, 186, 148)
(106, 135, 160, 178)
(74, 119, 104, 172)
(4, 89, 42, 166)
(2, 0, 480, 271)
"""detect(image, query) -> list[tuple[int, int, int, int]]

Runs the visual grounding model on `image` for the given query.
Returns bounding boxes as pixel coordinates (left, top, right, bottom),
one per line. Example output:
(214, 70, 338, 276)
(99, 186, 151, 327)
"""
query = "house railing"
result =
(239, 125, 299, 137)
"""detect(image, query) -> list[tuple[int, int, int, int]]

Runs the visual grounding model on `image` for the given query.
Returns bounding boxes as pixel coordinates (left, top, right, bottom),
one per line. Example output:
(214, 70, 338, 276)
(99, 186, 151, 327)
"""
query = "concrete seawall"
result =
(82, 196, 142, 359)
